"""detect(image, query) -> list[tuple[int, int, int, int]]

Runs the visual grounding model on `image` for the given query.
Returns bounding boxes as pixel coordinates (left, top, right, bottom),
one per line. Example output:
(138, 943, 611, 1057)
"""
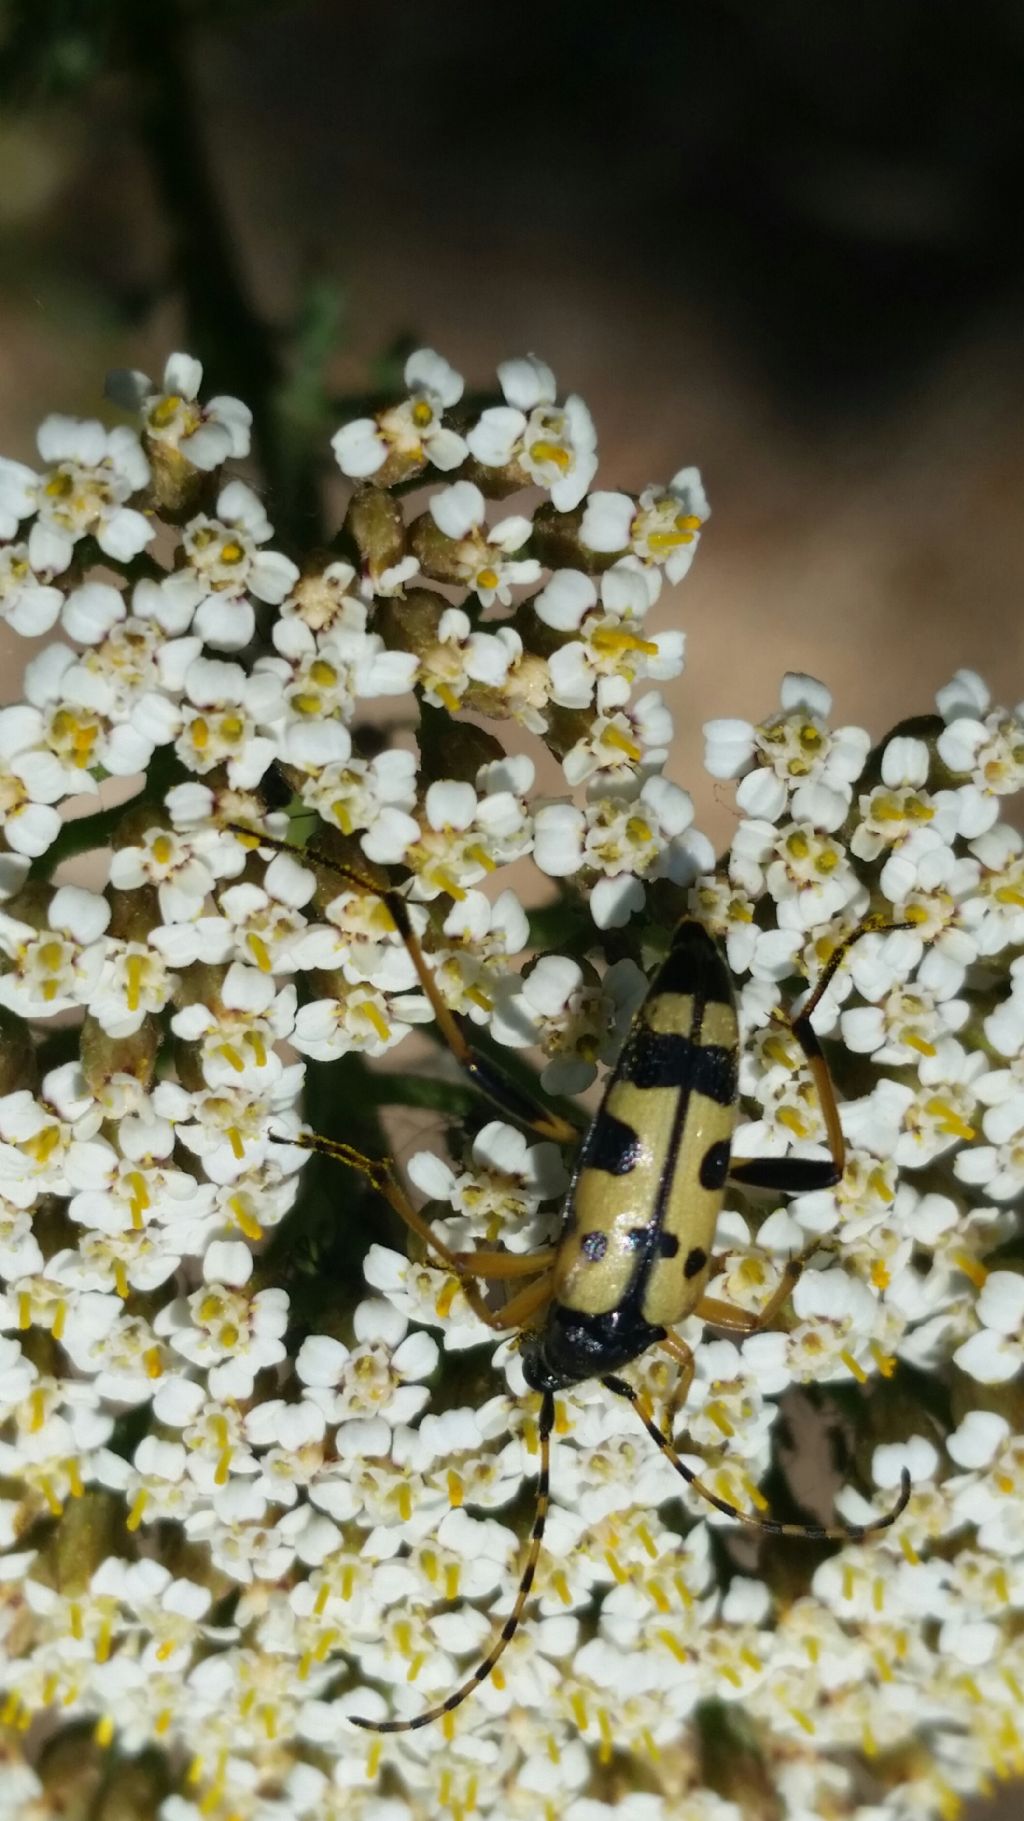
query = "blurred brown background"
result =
(1, 2, 1022, 1812)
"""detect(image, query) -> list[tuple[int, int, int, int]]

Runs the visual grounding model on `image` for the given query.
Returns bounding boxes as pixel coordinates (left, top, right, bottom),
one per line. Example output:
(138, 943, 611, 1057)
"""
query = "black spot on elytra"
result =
(588, 1112, 642, 1176)
(619, 1029, 737, 1104)
(625, 1225, 652, 1251)
(699, 1138, 731, 1190)
(658, 1230, 680, 1258)
(581, 1231, 608, 1262)
(684, 1246, 708, 1279)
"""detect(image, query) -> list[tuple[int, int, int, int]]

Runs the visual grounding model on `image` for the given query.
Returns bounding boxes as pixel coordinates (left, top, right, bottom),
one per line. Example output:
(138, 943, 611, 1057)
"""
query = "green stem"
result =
(121, 0, 320, 544)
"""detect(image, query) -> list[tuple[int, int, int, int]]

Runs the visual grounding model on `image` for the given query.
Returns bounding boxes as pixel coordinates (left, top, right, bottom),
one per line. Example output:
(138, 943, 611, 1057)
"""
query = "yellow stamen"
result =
(840, 1348, 869, 1384)
(230, 1194, 263, 1242)
(125, 953, 145, 1012)
(952, 1249, 988, 1290)
(465, 843, 497, 872)
(358, 999, 391, 1043)
(656, 1629, 688, 1663)
(741, 1472, 769, 1512)
(247, 932, 273, 972)
(126, 1171, 150, 1226)
(529, 439, 570, 472)
(591, 625, 659, 658)
(706, 1399, 735, 1438)
(602, 724, 642, 762)
(127, 1489, 149, 1531)
(925, 1098, 975, 1141)
(40, 1474, 62, 1516)
(673, 1572, 693, 1609)
(904, 1031, 937, 1057)
(433, 867, 467, 902)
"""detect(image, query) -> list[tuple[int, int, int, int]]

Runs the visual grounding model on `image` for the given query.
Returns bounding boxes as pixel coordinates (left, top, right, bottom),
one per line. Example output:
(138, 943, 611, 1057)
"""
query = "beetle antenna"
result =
(347, 1389, 557, 1733)
(603, 1374, 911, 1542)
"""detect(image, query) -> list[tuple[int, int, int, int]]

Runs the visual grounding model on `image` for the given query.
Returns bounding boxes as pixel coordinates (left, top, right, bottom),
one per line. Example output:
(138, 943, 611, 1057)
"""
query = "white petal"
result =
(331, 420, 386, 478)
(580, 492, 634, 554)
(497, 355, 556, 410)
(430, 480, 484, 539)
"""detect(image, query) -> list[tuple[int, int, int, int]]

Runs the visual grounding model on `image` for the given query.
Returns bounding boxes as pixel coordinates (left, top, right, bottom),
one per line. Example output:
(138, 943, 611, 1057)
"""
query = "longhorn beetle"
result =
(232, 820, 912, 1733)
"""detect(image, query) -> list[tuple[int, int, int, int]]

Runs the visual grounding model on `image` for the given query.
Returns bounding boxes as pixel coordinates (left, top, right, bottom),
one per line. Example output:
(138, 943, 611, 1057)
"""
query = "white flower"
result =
(467, 355, 597, 511)
(175, 656, 281, 788)
(492, 953, 647, 1096)
(106, 351, 252, 470)
(704, 674, 870, 830)
(332, 348, 467, 478)
(0, 415, 152, 572)
(535, 776, 712, 928)
(0, 543, 64, 638)
(297, 1301, 439, 1427)
(176, 481, 299, 651)
(427, 481, 539, 605)
(581, 466, 709, 584)
(154, 1250, 288, 1402)
(0, 885, 109, 1019)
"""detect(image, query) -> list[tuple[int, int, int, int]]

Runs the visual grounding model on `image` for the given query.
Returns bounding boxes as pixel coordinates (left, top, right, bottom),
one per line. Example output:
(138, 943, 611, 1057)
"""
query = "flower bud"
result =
(80, 1012, 161, 1098)
(408, 511, 467, 585)
(38, 1724, 106, 1819)
(144, 435, 209, 518)
(372, 585, 445, 659)
(530, 499, 618, 572)
(459, 454, 530, 500)
(50, 1490, 125, 1595)
(343, 483, 407, 582)
(0, 1006, 36, 1097)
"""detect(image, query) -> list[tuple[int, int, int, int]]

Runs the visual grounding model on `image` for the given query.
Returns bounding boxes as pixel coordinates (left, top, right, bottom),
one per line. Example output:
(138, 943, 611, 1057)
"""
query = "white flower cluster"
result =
(0, 350, 1021, 1821)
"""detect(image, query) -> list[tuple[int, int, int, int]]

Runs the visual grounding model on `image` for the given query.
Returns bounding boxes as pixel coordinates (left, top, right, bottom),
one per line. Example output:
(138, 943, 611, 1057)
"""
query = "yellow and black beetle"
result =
(233, 822, 911, 1733)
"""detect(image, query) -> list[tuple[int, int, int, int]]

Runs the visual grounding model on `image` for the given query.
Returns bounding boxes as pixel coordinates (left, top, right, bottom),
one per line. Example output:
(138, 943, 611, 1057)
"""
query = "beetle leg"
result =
(449, 1247, 559, 1280)
(730, 915, 913, 1194)
(230, 820, 580, 1144)
(656, 1331, 695, 1433)
(693, 1255, 804, 1336)
(295, 1131, 554, 1331)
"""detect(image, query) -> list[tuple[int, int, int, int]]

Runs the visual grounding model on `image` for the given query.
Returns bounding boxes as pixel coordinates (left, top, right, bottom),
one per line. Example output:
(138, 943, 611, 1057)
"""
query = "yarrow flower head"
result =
(0, 347, 1019, 1821)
